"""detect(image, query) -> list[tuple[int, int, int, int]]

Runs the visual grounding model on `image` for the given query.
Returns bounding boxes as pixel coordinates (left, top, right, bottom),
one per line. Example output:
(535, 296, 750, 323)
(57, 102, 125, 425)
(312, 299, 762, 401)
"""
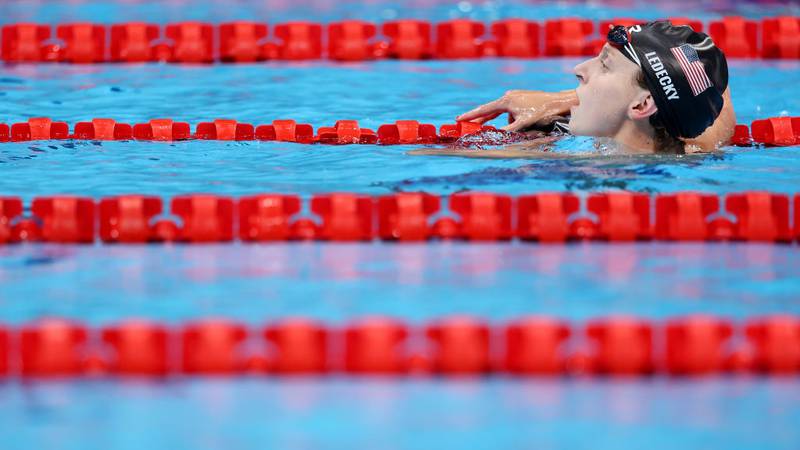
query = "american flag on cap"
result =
(670, 43, 713, 96)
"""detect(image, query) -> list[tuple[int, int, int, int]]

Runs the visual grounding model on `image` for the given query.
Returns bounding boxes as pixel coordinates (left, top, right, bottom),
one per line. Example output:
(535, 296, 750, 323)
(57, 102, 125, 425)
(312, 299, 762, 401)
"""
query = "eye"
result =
(601, 59, 609, 71)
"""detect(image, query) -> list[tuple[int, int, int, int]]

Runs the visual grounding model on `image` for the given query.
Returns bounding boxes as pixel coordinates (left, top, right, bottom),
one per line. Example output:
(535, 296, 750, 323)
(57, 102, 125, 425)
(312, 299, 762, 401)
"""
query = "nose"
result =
(573, 60, 588, 84)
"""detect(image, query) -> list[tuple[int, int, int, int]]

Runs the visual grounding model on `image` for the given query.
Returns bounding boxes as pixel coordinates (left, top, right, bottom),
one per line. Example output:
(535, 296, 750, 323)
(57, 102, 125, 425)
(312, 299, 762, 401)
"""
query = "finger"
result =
(456, 99, 505, 121)
(501, 118, 533, 133)
(473, 111, 502, 124)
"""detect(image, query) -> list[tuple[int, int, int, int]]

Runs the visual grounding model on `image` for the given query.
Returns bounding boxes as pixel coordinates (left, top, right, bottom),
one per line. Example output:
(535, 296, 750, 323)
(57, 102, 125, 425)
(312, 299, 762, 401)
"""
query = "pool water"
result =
(1, 0, 800, 449)
(1, 378, 799, 450)
(3, 243, 800, 324)
(1, 60, 799, 197)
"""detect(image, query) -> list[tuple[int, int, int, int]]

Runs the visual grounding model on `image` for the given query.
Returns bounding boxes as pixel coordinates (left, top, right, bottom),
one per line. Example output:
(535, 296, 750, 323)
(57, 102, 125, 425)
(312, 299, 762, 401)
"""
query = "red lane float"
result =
(665, 316, 733, 375)
(273, 22, 323, 60)
(382, 20, 433, 59)
(377, 192, 440, 241)
(99, 195, 163, 243)
(311, 193, 373, 241)
(490, 19, 540, 57)
(238, 194, 301, 241)
(426, 317, 491, 375)
(585, 317, 654, 376)
(10, 218, 40, 242)
(761, 16, 800, 59)
(0, 326, 8, 375)
(220, 21, 268, 62)
(9, 123, 32, 142)
(1, 23, 51, 62)
(709, 16, 759, 58)
(27, 118, 70, 140)
(2, 316, 799, 378)
(751, 117, 800, 146)
(57, 23, 106, 63)
(102, 320, 171, 375)
(344, 318, 409, 374)
(544, 18, 594, 56)
(438, 121, 493, 142)
(731, 124, 753, 146)
(20, 319, 89, 377)
(195, 119, 255, 140)
(517, 193, 580, 242)
(133, 119, 192, 141)
(745, 316, 800, 374)
(170, 195, 235, 242)
(0, 197, 23, 244)
(110, 23, 160, 62)
(31, 196, 95, 243)
(74, 118, 133, 140)
(586, 192, 651, 241)
(255, 120, 315, 143)
(182, 320, 249, 374)
(316, 120, 377, 144)
(165, 22, 214, 63)
(377, 120, 438, 145)
(448, 192, 513, 241)
(435, 20, 485, 59)
(504, 317, 570, 375)
(10, 118, 70, 141)
(726, 192, 792, 242)
(328, 21, 378, 61)
(655, 192, 720, 241)
(265, 319, 329, 374)
(796, 194, 800, 240)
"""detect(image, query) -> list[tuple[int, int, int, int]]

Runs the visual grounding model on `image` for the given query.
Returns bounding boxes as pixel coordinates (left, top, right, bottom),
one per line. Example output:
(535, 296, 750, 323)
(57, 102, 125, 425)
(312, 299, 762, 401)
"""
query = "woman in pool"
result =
(423, 21, 736, 157)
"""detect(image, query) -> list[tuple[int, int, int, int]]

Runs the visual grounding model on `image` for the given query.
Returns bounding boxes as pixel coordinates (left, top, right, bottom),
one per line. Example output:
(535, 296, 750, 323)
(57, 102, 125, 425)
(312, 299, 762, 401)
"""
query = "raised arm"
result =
(682, 88, 736, 152)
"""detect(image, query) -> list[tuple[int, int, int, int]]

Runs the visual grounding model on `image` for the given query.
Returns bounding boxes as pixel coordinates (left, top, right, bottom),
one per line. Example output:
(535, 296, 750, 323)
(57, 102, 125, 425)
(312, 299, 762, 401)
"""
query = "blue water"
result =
(0, 60, 799, 198)
(2, 1, 800, 449)
(2, 243, 800, 324)
(0, 378, 798, 450)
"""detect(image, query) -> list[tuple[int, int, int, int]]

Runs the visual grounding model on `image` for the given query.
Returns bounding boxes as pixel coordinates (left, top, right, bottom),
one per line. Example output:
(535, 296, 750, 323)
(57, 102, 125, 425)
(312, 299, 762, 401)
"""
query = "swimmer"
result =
(416, 21, 735, 157)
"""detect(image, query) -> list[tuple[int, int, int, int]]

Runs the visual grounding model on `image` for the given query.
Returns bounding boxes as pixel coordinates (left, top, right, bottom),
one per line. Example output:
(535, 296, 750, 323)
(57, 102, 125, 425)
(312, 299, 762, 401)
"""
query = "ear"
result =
(628, 91, 658, 121)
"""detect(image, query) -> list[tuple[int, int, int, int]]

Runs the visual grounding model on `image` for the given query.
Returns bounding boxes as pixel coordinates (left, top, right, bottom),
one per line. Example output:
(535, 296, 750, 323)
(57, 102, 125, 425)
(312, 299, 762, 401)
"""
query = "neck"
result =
(610, 119, 658, 154)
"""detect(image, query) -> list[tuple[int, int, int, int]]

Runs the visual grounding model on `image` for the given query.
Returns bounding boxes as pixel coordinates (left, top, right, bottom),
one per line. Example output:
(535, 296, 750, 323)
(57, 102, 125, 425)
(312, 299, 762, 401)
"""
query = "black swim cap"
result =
(608, 21, 728, 139)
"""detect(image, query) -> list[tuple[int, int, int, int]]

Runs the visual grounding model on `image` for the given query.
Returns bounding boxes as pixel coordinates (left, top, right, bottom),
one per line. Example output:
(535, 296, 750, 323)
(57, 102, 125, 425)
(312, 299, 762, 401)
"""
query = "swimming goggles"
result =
(606, 24, 642, 67)
(606, 25, 630, 49)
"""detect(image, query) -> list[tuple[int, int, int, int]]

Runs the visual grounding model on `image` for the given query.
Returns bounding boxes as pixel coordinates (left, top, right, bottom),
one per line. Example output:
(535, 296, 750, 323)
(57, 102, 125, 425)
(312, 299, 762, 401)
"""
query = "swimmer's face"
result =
(569, 44, 655, 137)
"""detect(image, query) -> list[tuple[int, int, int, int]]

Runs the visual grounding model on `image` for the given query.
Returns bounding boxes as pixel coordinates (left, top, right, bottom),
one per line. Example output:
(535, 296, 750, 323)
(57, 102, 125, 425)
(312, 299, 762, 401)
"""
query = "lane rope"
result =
(1, 191, 798, 244)
(5, 315, 799, 378)
(0, 116, 796, 146)
(2, 16, 799, 64)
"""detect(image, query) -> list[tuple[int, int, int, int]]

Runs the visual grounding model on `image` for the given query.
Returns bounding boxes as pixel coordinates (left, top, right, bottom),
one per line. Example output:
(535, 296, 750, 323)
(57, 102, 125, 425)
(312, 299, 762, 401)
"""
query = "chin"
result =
(567, 117, 583, 136)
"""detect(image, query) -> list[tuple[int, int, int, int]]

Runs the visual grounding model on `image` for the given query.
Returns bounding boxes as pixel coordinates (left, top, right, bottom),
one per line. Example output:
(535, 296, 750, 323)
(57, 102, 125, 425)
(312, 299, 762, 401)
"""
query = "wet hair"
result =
(635, 70, 685, 155)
